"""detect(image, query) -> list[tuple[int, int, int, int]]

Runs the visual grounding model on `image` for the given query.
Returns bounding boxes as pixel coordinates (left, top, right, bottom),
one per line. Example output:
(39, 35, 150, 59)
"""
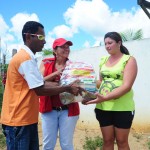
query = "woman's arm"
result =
(86, 56, 138, 104)
(39, 61, 63, 81)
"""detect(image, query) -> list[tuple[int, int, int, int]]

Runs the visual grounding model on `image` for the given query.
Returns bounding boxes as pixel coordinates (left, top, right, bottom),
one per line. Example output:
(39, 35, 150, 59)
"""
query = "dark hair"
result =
(104, 32, 129, 55)
(22, 21, 44, 43)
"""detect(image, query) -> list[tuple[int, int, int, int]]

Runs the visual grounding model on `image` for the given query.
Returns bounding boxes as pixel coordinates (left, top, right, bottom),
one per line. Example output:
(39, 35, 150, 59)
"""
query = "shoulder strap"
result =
(121, 54, 131, 68)
(99, 56, 109, 69)
(42, 57, 56, 76)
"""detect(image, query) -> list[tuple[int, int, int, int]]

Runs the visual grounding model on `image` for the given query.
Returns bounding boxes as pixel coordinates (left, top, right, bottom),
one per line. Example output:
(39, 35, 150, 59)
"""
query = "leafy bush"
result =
(42, 49, 53, 56)
(147, 140, 150, 150)
(120, 29, 143, 42)
(83, 136, 103, 150)
(0, 75, 6, 148)
(0, 133, 6, 149)
(0, 77, 4, 112)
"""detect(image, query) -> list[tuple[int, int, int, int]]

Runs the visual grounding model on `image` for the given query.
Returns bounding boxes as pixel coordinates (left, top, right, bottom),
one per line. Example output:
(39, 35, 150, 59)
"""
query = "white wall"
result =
(38, 38, 150, 132)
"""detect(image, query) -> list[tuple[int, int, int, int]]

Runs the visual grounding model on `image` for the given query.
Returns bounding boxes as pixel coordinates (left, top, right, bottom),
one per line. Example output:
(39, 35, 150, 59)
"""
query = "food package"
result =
(59, 60, 97, 105)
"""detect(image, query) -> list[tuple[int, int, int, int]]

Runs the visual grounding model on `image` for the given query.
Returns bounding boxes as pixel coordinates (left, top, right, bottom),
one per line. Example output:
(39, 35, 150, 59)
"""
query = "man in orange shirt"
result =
(0, 21, 80, 150)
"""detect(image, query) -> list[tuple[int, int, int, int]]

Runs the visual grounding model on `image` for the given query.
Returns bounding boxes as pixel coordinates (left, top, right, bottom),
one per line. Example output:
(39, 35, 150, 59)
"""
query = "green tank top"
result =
(96, 54, 135, 111)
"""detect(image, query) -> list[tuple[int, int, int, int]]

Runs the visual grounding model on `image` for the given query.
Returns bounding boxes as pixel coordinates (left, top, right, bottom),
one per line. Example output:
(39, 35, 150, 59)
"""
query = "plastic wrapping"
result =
(59, 60, 97, 105)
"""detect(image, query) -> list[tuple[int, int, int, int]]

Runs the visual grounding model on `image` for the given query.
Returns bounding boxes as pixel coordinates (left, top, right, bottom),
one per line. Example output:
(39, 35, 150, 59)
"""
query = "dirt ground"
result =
(0, 121, 150, 150)
(38, 121, 150, 150)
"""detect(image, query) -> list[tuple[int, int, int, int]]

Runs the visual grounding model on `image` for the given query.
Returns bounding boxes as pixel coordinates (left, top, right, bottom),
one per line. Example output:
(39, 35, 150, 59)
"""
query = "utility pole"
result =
(12, 49, 17, 57)
(138, 0, 150, 19)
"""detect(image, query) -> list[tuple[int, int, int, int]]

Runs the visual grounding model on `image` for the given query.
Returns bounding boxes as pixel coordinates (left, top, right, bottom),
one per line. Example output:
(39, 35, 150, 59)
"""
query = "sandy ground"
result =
(0, 121, 150, 150)
(38, 121, 150, 150)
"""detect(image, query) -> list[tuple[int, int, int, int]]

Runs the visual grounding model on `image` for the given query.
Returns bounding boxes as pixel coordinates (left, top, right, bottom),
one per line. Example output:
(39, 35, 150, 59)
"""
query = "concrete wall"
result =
(38, 38, 150, 132)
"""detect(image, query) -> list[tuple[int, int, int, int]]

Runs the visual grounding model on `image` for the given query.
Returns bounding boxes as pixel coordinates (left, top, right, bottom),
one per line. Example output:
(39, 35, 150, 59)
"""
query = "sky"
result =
(0, 0, 150, 59)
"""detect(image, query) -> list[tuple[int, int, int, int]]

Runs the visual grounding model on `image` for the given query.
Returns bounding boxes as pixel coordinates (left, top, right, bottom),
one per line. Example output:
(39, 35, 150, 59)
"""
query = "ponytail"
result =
(120, 45, 130, 55)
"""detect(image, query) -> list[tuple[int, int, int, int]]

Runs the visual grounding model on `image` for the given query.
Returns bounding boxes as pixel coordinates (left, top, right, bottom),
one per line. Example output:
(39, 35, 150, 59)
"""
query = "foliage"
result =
(0, 92, 3, 112)
(120, 29, 143, 42)
(0, 64, 8, 74)
(147, 140, 150, 150)
(0, 76, 6, 149)
(0, 76, 4, 112)
(0, 133, 6, 149)
(83, 136, 103, 150)
(42, 48, 53, 56)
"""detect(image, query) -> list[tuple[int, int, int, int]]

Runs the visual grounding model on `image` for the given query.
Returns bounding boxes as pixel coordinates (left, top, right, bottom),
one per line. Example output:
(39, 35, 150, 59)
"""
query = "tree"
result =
(42, 48, 53, 56)
(120, 29, 143, 42)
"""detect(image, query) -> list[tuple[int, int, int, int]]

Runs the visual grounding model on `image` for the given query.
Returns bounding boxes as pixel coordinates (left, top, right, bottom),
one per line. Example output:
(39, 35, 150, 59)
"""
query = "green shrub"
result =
(0, 76, 4, 112)
(0, 132, 6, 149)
(0, 76, 6, 149)
(83, 136, 103, 150)
(147, 140, 150, 150)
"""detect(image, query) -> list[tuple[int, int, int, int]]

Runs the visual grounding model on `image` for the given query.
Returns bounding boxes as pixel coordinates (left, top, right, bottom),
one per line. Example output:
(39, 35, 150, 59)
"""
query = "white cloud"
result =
(10, 13, 40, 40)
(0, 15, 14, 50)
(0, 13, 40, 61)
(0, 15, 9, 35)
(51, 25, 75, 38)
(64, 0, 109, 34)
(1, 0, 150, 54)
(44, 35, 54, 50)
(46, 25, 78, 49)
(62, 0, 150, 47)
(83, 41, 91, 48)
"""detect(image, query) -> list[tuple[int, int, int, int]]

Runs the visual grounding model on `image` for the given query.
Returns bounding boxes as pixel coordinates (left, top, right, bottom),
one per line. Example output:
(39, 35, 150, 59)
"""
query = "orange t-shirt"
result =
(0, 46, 44, 126)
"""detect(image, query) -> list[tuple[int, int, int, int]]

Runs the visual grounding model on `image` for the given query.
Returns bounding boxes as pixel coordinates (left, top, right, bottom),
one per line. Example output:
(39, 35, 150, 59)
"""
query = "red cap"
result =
(52, 38, 73, 49)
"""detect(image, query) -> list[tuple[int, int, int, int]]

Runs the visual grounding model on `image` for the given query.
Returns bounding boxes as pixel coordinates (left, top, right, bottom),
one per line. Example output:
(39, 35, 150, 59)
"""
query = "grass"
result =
(132, 132, 143, 142)
(147, 140, 150, 150)
(83, 136, 103, 150)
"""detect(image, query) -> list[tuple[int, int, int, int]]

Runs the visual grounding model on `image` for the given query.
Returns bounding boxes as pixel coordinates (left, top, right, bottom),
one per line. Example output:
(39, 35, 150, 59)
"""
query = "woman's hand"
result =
(83, 92, 105, 105)
(44, 67, 65, 81)
(54, 68, 64, 76)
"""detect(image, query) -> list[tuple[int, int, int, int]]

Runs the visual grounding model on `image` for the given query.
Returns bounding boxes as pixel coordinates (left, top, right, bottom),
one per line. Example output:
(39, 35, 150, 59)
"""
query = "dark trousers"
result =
(2, 123, 39, 150)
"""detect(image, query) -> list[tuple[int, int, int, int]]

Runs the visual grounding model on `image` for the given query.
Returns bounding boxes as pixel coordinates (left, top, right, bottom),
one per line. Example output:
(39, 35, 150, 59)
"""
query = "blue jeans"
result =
(2, 123, 39, 150)
(41, 110, 79, 150)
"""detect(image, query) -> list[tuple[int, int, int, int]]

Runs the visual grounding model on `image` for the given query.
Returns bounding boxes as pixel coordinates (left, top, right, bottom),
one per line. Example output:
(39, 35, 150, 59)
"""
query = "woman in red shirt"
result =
(39, 38, 79, 150)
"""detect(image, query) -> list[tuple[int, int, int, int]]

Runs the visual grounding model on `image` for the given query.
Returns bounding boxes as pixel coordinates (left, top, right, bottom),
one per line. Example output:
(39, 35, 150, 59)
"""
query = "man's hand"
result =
(66, 80, 80, 96)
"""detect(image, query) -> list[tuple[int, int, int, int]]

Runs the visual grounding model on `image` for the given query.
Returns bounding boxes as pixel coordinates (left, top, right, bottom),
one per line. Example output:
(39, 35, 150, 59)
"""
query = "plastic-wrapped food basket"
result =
(59, 60, 97, 105)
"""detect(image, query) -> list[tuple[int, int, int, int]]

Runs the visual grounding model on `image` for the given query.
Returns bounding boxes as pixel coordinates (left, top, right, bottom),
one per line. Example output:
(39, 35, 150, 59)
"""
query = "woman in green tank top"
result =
(85, 32, 138, 150)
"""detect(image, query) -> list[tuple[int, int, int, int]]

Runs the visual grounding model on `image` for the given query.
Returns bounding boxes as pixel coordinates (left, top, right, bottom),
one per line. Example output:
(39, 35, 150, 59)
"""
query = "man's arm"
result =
(33, 81, 79, 96)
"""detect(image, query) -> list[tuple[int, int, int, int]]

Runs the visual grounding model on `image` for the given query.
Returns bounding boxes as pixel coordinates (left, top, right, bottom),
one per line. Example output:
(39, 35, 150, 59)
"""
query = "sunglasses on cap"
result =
(24, 33, 45, 40)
